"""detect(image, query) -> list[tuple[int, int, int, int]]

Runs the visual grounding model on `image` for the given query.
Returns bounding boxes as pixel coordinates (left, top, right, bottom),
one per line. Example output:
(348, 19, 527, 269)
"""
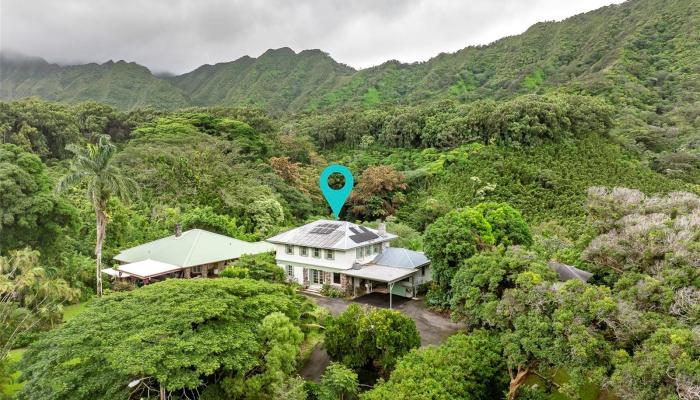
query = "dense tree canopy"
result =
(423, 207, 495, 288)
(349, 165, 407, 220)
(16, 279, 311, 400)
(325, 304, 421, 375)
(0, 144, 75, 254)
(362, 331, 507, 400)
(475, 202, 533, 247)
(220, 252, 285, 283)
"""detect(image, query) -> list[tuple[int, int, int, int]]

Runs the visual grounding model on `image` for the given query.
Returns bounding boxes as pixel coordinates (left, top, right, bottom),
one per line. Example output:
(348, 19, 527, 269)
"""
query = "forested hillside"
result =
(2, 0, 699, 181)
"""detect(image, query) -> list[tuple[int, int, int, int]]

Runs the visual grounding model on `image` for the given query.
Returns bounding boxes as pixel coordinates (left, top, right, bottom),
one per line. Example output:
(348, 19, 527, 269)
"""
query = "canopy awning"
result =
(114, 259, 182, 279)
(102, 267, 132, 278)
(343, 265, 416, 284)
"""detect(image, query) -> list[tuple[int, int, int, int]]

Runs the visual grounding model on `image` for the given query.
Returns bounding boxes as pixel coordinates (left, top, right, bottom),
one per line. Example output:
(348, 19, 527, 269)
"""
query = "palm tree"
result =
(57, 135, 134, 296)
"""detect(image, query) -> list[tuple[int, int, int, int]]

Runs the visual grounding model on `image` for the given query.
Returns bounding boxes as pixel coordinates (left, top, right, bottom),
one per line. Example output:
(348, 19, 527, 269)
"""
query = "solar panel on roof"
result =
(310, 223, 341, 235)
(349, 226, 379, 243)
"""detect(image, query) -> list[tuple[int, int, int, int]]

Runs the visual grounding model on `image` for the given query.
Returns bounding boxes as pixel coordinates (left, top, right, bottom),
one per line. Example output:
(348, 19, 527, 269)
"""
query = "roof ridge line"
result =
(182, 229, 202, 267)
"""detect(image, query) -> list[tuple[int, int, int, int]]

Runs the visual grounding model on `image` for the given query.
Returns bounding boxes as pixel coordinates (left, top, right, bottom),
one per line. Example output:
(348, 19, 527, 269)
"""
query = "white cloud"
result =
(0, 0, 625, 74)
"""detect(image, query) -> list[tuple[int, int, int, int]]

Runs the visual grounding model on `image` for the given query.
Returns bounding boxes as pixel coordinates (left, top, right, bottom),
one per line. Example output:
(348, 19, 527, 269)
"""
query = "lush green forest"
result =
(1, 0, 699, 398)
(3, 0, 699, 183)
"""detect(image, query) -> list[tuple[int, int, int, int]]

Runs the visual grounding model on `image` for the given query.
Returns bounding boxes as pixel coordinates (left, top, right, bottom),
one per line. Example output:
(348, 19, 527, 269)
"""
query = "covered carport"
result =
(343, 265, 416, 309)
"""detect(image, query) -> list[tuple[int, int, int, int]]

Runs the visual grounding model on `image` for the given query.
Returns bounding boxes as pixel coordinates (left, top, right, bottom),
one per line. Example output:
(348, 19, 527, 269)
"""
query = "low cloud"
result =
(0, 0, 624, 74)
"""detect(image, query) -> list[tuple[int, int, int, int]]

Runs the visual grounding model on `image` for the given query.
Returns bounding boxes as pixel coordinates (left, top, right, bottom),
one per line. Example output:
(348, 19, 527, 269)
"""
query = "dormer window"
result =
(285, 244, 294, 255)
(325, 250, 334, 260)
(300, 247, 308, 257)
(313, 248, 321, 258)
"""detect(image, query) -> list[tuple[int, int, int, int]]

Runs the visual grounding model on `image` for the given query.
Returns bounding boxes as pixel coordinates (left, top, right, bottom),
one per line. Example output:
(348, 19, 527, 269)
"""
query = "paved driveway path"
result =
(298, 292, 463, 381)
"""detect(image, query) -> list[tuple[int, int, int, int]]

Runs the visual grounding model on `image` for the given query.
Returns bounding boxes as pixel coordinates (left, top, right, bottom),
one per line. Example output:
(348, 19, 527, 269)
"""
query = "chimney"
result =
(175, 224, 182, 237)
(378, 223, 386, 236)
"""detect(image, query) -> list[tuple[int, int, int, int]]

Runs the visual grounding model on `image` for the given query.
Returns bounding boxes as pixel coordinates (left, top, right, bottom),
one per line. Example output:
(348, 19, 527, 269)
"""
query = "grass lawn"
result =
(2, 348, 27, 398)
(63, 300, 90, 322)
(2, 300, 90, 398)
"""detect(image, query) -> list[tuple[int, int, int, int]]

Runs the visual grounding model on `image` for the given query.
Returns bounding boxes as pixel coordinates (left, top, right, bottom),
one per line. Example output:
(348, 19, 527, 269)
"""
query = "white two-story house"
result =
(266, 220, 432, 300)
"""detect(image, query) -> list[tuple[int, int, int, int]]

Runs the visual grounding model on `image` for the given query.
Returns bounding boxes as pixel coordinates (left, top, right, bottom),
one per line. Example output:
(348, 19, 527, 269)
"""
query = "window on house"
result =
(192, 265, 202, 274)
(421, 266, 426, 276)
(313, 248, 321, 258)
(285, 244, 294, 255)
(300, 247, 308, 256)
(356, 247, 362, 258)
(286, 265, 294, 277)
(333, 272, 341, 284)
(311, 269, 321, 284)
(325, 250, 334, 260)
(374, 244, 381, 253)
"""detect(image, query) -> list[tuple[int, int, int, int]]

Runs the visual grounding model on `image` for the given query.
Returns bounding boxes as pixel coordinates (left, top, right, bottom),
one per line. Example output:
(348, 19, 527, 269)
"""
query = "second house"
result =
(267, 220, 431, 299)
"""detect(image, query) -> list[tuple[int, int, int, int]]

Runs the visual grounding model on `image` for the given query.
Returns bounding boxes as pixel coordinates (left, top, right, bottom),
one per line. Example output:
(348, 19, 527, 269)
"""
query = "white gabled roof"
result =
(266, 220, 396, 251)
(115, 259, 182, 279)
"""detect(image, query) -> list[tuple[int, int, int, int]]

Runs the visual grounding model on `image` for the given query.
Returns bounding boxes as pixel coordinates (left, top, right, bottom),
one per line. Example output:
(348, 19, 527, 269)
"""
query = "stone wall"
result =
(340, 274, 352, 295)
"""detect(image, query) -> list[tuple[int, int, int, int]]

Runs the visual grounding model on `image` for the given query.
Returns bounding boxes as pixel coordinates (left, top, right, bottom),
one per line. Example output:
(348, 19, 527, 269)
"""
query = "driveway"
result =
(298, 292, 463, 381)
(303, 292, 462, 346)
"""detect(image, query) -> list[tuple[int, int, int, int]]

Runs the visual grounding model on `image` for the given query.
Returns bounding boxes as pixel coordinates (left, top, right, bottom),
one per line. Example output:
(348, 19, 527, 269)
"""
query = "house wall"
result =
(274, 242, 388, 288)
(272, 242, 387, 270)
(273, 244, 353, 270)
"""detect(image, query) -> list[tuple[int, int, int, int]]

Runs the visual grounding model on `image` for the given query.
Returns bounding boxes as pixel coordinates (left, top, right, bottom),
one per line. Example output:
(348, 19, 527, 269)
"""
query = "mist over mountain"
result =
(1, 0, 698, 119)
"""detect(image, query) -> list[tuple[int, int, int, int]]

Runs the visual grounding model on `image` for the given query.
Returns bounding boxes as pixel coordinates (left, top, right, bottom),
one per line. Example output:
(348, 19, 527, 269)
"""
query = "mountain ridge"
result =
(1, 0, 698, 115)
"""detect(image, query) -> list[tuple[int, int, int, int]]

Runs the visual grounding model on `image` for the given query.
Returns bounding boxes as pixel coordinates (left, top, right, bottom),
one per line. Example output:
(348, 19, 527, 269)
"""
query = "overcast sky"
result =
(1, 0, 625, 75)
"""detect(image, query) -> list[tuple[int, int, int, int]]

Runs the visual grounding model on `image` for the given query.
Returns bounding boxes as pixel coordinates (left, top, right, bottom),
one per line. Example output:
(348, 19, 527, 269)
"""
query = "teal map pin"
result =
(319, 165, 354, 220)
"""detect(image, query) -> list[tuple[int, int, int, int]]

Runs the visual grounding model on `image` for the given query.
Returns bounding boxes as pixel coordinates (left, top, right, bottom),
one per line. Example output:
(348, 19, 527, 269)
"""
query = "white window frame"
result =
(286, 265, 294, 277)
(312, 248, 321, 258)
(310, 269, 322, 284)
(285, 244, 294, 255)
(325, 249, 334, 260)
(300, 247, 308, 257)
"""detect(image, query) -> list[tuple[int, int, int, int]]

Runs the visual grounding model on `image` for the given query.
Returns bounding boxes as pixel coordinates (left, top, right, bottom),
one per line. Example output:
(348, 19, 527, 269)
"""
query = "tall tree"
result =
(56, 135, 134, 296)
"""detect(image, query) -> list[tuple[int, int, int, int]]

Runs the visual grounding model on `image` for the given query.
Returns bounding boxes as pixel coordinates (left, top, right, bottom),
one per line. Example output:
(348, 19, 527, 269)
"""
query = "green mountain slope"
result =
(312, 0, 699, 108)
(0, 53, 189, 109)
(1, 0, 698, 125)
(168, 48, 355, 111)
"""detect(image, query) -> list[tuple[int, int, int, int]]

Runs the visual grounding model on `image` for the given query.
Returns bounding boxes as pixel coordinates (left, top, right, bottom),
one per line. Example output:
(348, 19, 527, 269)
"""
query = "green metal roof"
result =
(113, 229, 274, 267)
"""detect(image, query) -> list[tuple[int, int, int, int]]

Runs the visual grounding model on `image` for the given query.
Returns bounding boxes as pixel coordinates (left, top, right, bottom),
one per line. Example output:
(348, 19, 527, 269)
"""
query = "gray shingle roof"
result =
(371, 248, 429, 269)
(549, 261, 593, 282)
(266, 220, 396, 250)
(343, 265, 416, 283)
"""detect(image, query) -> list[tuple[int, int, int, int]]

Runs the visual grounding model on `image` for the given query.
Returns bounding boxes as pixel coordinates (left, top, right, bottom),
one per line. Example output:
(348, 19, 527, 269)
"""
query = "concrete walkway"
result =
(298, 292, 463, 381)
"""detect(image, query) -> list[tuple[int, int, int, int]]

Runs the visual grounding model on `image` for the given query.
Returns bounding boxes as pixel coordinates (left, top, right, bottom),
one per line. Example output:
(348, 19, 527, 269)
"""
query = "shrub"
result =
(361, 331, 506, 400)
(320, 283, 345, 298)
(318, 363, 359, 400)
(228, 253, 285, 282)
(475, 202, 533, 247)
(325, 304, 420, 375)
(423, 207, 495, 288)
